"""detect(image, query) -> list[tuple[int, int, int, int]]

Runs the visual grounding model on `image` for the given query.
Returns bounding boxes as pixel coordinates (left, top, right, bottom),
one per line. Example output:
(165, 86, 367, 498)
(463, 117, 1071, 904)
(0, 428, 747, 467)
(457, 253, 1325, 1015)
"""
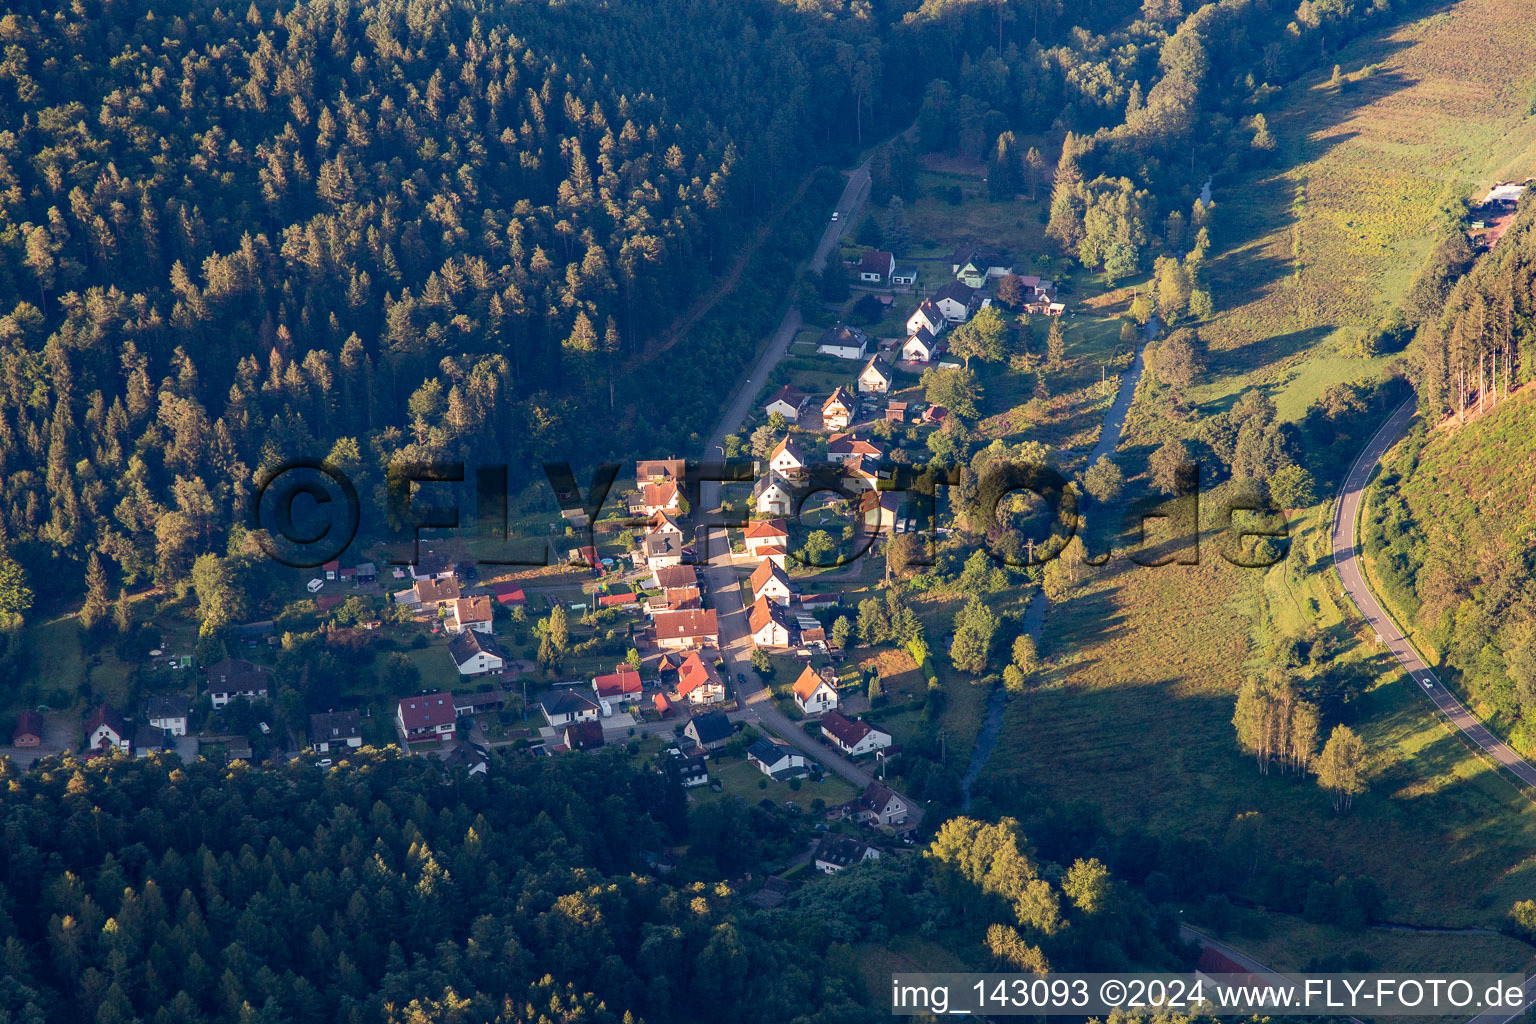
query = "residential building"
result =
(643, 533, 683, 571)
(85, 704, 130, 754)
(647, 510, 684, 538)
(749, 596, 792, 648)
(822, 386, 859, 431)
(144, 694, 190, 736)
(744, 519, 790, 559)
(641, 479, 682, 515)
(861, 489, 902, 534)
(814, 836, 880, 874)
(448, 630, 507, 677)
(901, 325, 947, 364)
(408, 551, 456, 581)
(764, 385, 809, 422)
(842, 456, 879, 493)
(932, 281, 977, 322)
(448, 595, 494, 634)
(205, 658, 270, 708)
(820, 711, 893, 757)
(683, 710, 734, 751)
(134, 725, 171, 757)
(12, 710, 42, 746)
(858, 354, 894, 395)
(858, 249, 894, 284)
(540, 689, 600, 728)
(310, 710, 363, 753)
(593, 665, 644, 703)
(676, 754, 710, 787)
(654, 609, 720, 650)
(750, 557, 793, 607)
(906, 299, 945, 338)
(397, 693, 457, 745)
(443, 740, 490, 776)
(453, 691, 505, 716)
(653, 565, 699, 591)
(816, 322, 871, 360)
(767, 435, 809, 478)
(675, 650, 726, 705)
(637, 458, 688, 484)
(827, 432, 885, 464)
(747, 737, 807, 779)
(753, 472, 794, 517)
(792, 665, 838, 715)
(413, 576, 462, 609)
(564, 720, 606, 751)
(951, 250, 1011, 288)
(856, 782, 909, 826)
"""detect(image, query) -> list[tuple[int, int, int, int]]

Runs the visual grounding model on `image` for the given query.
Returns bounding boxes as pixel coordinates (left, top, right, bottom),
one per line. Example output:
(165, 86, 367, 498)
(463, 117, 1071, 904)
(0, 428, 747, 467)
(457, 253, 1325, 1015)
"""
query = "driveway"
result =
(1331, 399, 1536, 789)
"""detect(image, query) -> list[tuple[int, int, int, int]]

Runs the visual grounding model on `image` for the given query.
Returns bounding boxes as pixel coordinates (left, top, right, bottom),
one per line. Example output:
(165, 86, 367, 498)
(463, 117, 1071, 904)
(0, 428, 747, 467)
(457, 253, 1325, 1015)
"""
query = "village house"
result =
(408, 551, 456, 582)
(640, 479, 682, 516)
(854, 782, 909, 827)
(951, 249, 1012, 288)
(447, 595, 494, 634)
(397, 693, 457, 745)
(932, 281, 977, 322)
(409, 576, 462, 610)
(858, 249, 895, 284)
(822, 386, 859, 431)
(826, 432, 885, 464)
(816, 323, 872, 360)
(841, 457, 880, 493)
(642, 532, 684, 571)
(906, 299, 946, 338)
(563, 720, 606, 752)
(861, 489, 902, 534)
(540, 689, 601, 728)
(654, 608, 720, 650)
(814, 836, 880, 874)
(144, 694, 190, 736)
(593, 664, 644, 704)
(750, 557, 793, 607)
(637, 458, 687, 484)
(11, 710, 42, 746)
(764, 384, 810, 423)
(747, 737, 808, 780)
(901, 325, 946, 364)
(205, 658, 270, 708)
(676, 650, 727, 705)
(85, 704, 131, 755)
(683, 710, 735, 752)
(767, 436, 810, 478)
(448, 630, 507, 677)
(792, 664, 839, 715)
(134, 725, 171, 757)
(648, 584, 701, 613)
(820, 711, 893, 757)
(647, 510, 684, 539)
(744, 519, 790, 560)
(753, 472, 795, 517)
(310, 710, 363, 753)
(653, 565, 699, 591)
(676, 754, 710, 787)
(749, 596, 792, 648)
(858, 354, 894, 395)
(453, 691, 506, 717)
(443, 740, 491, 775)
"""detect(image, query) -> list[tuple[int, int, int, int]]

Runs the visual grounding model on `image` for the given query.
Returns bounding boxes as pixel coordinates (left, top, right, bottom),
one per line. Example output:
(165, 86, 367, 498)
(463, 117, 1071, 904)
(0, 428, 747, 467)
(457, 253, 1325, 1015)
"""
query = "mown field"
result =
(984, 0, 1536, 935)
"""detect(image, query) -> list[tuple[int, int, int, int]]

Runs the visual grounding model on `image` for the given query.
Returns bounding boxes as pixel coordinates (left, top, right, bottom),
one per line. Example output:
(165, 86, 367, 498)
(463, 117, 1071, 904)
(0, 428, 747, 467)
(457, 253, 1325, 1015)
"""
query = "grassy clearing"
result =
(1208, 915, 1535, 975)
(690, 754, 857, 811)
(976, 0, 1536, 948)
(1141, 0, 1536, 447)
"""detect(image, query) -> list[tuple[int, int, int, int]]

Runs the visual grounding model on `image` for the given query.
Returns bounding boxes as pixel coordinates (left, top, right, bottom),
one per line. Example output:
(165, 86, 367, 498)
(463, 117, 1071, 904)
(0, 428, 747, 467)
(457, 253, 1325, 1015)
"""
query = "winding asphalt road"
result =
(1331, 399, 1536, 790)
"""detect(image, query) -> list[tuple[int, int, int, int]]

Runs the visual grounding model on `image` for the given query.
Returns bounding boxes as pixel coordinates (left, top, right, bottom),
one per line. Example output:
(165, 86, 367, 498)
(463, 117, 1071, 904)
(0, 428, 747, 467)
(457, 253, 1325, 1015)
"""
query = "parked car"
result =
(315, 758, 333, 768)
(306, 579, 324, 593)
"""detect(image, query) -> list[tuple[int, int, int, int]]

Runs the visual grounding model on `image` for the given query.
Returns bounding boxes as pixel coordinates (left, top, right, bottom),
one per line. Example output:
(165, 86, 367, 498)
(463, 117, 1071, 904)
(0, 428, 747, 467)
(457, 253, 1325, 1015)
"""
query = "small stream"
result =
(958, 312, 1162, 809)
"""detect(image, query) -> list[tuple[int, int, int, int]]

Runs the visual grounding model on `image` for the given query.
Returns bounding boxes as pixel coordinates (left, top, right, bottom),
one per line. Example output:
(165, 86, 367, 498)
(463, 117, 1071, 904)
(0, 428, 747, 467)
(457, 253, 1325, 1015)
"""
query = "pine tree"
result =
(80, 553, 112, 633)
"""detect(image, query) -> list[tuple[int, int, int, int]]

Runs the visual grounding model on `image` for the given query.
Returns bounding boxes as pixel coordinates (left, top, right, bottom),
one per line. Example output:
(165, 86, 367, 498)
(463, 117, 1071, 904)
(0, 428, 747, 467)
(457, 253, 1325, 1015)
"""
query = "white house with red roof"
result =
(592, 664, 644, 703)
(397, 693, 457, 744)
(764, 385, 809, 423)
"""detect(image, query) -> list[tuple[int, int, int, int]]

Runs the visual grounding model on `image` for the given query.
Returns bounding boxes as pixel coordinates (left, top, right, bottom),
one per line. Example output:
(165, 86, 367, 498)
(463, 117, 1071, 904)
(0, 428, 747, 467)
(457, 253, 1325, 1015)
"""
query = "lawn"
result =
(691, 754, 858, 811)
